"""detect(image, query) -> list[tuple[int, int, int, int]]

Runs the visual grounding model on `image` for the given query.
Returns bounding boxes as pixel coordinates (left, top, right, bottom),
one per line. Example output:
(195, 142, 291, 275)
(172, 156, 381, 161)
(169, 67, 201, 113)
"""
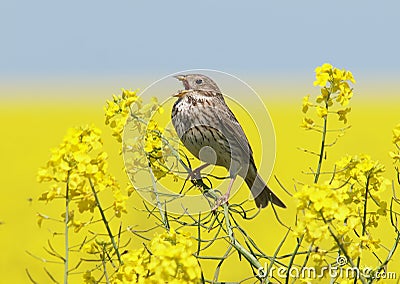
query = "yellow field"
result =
(1, 85, 399, 283)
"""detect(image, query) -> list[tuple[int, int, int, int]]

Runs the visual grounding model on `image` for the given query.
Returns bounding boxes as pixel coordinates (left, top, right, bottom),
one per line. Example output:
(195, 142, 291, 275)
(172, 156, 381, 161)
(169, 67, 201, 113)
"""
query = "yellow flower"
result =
(126, 184, 136, 196)
(337, 82, 353, 106)
(36, 213, 49, 228)
(316, 106, 328, 118)
(311, 64, 355, 110)
(337, 107, 351, 123)
(315, 63, 333, 76)
(332, 68, 345, 82)
(112, 229, 201, 283)
(104, 89, 140, 142)
(77, 194, 96, 213)
(71, 219, 87, 233)
(360, 235, 380, 250)
(144, 121, 164, 154)
(304, 64, 356, 132)
(344, 70, 356, 83)
(302, 95, 312, 113)
(294, 181, 367, 244)
(113, 190, 128, 218)
(157, 105, 165, 114)
(347, 242, 362, 259)
(301, 117, 315, 130)
(389, 150, 400, 163)
(37, 167, 53, 183)
(37, 125, 120, 217)
(316, 88, 329, 103)
(314, 72, 330, 87)
(84, 241, 101, 254)
(314, 63, 332, 86)
(333, 206, 350, 221)
(307, 220, 329, 242)
(346, 216, 361, 230)
(83, 271, 97, 284)
(392, 123, 400, 144)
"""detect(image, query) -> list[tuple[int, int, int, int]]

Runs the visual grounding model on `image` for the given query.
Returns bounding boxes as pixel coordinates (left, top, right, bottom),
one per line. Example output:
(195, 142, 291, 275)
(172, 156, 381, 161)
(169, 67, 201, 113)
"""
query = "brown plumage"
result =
(171, 74, 285, 209)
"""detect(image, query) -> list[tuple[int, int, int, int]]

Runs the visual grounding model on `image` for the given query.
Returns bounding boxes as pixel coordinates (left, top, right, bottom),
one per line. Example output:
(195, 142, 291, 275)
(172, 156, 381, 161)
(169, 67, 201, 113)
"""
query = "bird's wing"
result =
(213, 93, 254, 163)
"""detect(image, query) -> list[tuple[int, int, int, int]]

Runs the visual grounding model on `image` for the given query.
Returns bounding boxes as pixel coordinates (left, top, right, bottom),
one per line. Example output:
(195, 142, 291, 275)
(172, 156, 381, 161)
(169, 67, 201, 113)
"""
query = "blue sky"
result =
(1, 1, 399, 82)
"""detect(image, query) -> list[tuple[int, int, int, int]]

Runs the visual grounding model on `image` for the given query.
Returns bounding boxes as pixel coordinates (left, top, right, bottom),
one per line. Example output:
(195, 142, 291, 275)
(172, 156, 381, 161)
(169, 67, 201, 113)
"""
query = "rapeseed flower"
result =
(112, 229, 201, 283)
(37, 125, 127, 219)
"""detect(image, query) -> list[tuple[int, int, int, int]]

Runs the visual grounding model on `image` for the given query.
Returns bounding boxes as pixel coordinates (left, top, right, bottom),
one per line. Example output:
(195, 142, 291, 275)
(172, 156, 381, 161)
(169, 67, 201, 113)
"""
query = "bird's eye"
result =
(195, 79, 203, 84)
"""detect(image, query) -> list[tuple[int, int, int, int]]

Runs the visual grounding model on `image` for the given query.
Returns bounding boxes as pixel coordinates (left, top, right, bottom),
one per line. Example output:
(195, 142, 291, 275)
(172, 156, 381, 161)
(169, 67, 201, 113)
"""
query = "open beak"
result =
(173, 74, 190, 97)
(174, 75, 186, 82)
(174, 74, 190, 89)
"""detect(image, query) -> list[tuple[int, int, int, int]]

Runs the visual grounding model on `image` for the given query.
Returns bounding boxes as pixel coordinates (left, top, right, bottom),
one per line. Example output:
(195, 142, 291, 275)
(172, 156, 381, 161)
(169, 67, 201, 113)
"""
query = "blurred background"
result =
(1, 1, 399, 282)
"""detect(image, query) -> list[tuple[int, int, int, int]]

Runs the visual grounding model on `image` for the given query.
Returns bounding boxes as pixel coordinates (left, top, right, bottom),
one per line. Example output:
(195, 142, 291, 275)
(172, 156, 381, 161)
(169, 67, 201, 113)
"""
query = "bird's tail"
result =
(245, 173, 286, 209)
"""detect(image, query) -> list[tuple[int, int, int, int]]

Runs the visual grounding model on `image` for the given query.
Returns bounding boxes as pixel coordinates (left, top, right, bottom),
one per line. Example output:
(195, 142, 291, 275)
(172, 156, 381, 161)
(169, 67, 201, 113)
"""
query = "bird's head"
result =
(173, 74, 221, 97)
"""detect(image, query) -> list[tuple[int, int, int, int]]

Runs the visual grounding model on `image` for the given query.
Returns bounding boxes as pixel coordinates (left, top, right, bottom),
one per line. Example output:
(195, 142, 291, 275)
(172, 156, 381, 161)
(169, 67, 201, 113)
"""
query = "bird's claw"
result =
(187, 168, 202, 181)
(212, 194, 229, 211)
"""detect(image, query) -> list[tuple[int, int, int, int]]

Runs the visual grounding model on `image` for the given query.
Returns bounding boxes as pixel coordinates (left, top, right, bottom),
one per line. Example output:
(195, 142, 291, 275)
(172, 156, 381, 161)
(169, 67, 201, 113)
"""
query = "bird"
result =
(171, 74, 286, 209)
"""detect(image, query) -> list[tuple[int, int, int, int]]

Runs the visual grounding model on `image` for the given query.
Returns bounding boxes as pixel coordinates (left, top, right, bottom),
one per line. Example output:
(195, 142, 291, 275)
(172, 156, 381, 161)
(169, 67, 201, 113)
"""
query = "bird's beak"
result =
(173, 74, 190, 96)
(173, 75, 186, 82)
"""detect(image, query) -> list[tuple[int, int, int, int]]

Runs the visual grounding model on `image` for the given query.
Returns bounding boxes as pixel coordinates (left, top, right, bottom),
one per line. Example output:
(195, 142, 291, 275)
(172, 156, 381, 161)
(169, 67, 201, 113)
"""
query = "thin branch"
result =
(64, 172, 70, 284)
(26, 269, 39, 284)
(88, 178, 122, 265)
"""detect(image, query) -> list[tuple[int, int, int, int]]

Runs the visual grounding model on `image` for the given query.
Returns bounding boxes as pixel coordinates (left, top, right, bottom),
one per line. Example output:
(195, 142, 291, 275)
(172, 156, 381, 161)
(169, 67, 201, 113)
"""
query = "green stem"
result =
(148, 165, 169, 231)
(64, 174, 70, 284)
(102, 244, 110, 283)
(287, 87, 331, 282)
(222, 205, 264, 277)
(285, 235, 303, 284)
(373, 225, 400, 281)
(89, 178, 122, 265)
(320, 213, 367, 284)
(361, 175, 370, 237)
(314, 93, 330, 183)
(300, 242, 314, 274)
(355, 175, 371, 284)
